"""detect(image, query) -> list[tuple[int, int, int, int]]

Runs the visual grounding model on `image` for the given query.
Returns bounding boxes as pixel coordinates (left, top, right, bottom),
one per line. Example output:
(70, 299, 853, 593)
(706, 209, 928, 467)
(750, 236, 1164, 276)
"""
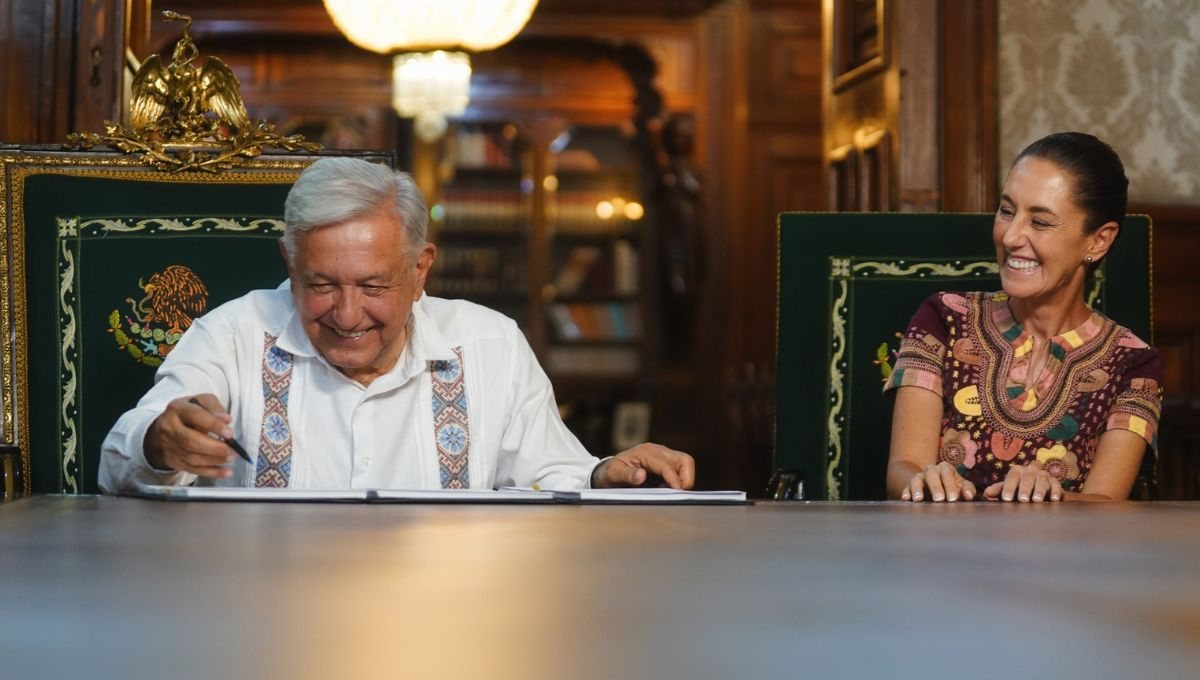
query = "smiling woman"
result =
(883, 132, 1163, 503)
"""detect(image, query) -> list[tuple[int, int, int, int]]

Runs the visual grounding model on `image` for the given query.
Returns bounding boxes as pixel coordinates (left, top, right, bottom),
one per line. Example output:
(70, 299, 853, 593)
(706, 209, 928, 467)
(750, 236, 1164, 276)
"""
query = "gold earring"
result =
(1085, 255, 1093, 263)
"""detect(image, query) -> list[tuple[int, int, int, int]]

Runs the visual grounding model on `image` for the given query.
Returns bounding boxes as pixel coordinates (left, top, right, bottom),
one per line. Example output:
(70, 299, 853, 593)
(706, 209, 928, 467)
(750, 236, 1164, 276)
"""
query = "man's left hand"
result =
(592, 443, 695, 489)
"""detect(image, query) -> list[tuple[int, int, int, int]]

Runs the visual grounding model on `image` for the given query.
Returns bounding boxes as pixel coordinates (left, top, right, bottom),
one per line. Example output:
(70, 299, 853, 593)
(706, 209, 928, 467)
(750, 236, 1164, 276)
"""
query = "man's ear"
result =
(1087, 221, 1120, 263)
(278, 239, 291, 271)
(279, 238, 298, 293)
(412, 242, 437, 299)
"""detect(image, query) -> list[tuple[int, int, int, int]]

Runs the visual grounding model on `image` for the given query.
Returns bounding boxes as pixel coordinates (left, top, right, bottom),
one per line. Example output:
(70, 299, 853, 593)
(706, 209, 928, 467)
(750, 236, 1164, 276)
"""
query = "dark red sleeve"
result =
(882, 293, 951, 396)
(1106, 342, 1163, 447)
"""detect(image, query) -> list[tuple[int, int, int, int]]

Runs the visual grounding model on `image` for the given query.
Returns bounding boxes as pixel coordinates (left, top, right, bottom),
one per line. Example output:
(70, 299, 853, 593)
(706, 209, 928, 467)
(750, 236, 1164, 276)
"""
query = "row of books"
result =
(438, 189, 527, 233)
(546, 346, 640, 376)
(427, 278, 519, 296)
(547, 302, 642, 342)
(550, 242, 639, 296)
(430, 247, 525, 295)
(437, 189, 644, 236)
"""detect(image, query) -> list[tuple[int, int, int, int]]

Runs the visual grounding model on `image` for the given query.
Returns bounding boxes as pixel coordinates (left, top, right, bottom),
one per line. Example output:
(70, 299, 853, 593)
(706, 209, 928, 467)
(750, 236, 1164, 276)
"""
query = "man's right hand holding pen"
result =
(143, 394, 247, 477)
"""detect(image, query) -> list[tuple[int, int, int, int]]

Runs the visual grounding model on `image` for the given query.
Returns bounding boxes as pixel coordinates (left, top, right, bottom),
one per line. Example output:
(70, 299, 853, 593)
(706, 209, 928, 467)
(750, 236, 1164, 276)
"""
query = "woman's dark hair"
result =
(1013, 131, 1128, 234)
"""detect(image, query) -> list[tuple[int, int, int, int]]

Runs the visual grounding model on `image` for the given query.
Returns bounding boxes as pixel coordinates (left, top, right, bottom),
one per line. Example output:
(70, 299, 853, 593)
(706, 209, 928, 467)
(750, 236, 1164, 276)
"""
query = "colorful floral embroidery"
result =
(939, 429, 978, 469)
(990, 432, 1025, 461)
(887, 291, 1162, 490)
(255, 334, 293, 488)
(431, 347, 470, 489)
(1036, 444, 1080, 481)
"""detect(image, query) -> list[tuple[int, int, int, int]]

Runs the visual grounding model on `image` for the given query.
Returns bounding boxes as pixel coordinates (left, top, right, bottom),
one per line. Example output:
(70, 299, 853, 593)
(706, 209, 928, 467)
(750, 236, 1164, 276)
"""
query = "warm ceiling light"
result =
(323, 0, 538, 53)
(393, 51, 471, 142)
(323, 0, 539, 140)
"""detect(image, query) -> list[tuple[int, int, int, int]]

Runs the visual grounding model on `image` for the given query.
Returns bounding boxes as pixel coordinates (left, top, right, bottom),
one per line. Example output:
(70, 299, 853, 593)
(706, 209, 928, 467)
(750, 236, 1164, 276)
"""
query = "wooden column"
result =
(940, 0, 997, 211)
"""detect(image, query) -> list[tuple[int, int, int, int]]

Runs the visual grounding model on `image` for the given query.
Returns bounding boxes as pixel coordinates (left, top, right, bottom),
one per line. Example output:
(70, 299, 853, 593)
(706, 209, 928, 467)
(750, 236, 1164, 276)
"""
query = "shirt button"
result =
(361, 456, 372, 468)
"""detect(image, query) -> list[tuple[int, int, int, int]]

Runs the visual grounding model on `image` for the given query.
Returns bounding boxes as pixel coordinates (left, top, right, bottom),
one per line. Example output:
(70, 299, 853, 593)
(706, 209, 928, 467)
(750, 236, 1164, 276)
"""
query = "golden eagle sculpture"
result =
(129, 11, 249, 138)
(67, 9, 320, 172)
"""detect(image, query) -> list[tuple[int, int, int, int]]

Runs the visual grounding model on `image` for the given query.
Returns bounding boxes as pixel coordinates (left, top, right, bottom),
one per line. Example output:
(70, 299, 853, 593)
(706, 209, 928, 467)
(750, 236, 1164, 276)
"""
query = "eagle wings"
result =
(129, 52, 249, 136)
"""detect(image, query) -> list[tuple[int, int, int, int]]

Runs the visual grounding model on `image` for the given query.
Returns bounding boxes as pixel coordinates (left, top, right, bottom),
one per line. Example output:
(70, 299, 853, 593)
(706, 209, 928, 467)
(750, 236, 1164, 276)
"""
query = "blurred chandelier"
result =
(323, 0, 539, 142)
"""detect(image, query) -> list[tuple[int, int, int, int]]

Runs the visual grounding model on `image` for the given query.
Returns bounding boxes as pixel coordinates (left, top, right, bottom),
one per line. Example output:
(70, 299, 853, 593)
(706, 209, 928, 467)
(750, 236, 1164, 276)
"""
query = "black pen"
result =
(188, 397, 252, 463)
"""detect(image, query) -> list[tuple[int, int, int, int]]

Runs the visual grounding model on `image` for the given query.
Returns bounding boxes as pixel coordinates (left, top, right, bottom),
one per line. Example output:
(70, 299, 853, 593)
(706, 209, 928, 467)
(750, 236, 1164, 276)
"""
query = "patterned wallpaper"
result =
(998, 0, 1200, 203)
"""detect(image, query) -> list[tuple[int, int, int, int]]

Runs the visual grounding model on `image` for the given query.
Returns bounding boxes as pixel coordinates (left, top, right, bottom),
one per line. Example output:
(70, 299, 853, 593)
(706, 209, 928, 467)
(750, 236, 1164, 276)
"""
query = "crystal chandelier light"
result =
(392, 51, 472, 142)
(323, 0, 539, 141)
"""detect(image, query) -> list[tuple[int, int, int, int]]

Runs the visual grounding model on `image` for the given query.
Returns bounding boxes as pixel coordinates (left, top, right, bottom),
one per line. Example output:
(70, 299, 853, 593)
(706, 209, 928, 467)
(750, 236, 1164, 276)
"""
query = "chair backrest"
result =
(0, 146, 394, 494)
(774, 212, 1153, 500)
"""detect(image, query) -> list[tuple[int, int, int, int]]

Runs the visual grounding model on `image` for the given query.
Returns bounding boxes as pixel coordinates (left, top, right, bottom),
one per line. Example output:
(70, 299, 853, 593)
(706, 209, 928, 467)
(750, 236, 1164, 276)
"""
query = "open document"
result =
(130, 484, 369, 502)
(545, 488, 748, 504)
(129, 483, 746, 504)
(131, 484, 554, 503)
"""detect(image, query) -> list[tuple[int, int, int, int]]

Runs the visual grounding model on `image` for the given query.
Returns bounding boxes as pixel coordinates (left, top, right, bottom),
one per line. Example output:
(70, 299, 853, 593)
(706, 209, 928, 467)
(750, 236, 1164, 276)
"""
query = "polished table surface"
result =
(2, 496, 1199, 679)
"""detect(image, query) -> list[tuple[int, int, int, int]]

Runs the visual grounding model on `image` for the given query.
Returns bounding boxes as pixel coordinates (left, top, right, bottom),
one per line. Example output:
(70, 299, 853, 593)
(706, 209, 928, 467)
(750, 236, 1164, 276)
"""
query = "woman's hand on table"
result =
(900, 461, 977, 502)
(983, 461, 1063, 502)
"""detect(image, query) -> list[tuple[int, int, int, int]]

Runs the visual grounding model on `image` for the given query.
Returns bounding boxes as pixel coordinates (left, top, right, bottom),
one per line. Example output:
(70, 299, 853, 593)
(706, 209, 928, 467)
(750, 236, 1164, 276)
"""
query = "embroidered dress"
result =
(884, 291, 1162, 491)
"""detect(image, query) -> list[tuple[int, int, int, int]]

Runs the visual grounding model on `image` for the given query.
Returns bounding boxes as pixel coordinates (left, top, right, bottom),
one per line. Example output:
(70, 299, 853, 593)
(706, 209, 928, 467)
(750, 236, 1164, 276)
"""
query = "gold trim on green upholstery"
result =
(56, 216, 286, 492)
(823, 257, 1001, 499)
(0, 148, 392, 494)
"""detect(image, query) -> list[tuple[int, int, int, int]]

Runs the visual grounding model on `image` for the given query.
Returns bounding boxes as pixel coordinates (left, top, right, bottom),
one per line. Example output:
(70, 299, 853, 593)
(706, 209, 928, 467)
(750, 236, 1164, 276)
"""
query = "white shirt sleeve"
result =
(492, 327, 601, 490)
(98, 315, 241, 493)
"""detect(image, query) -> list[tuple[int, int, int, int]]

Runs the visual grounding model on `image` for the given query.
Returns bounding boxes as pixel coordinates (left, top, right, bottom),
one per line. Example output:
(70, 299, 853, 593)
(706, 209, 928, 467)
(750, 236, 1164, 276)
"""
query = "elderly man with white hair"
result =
(100, 157, 693, 493)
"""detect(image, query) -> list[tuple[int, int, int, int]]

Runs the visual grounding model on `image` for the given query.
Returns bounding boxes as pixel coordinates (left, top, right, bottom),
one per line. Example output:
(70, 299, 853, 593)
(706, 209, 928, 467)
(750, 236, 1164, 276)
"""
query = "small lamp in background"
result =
(322, 0, 539, 142)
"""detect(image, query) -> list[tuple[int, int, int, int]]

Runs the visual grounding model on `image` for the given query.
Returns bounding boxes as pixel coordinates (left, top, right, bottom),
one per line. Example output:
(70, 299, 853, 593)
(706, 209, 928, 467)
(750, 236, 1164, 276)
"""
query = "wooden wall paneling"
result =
(466, 42, 639, 124)
(828, 143, 857, 210)
(522, 15, 701, 115)
(830, 0, 886, 91)
(186, 37, 394, 150)
(74, 0, 128, 137)
(541, 0, 722, 14)
(1, 0, 75, 144)
(269, 44, 390, 91)
(855, 127, 889, 211)
(1, 0, 135, 144)
(748, 4, 822, 125)
(895, 0, 938, 212)
(705, 0, 823, 493)
(146, 4, 342, 53)
(823, 1, 997, 214)
(822, 0, 893, 211)
(939, 0, 997, 211)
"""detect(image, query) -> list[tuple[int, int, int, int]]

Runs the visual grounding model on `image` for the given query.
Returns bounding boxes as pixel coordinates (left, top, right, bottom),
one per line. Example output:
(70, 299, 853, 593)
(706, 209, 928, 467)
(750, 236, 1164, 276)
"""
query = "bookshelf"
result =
(423, 120, 654, 454)
(403, 39, 676, 459)
(425, 123, 531, 326)
(543, 125, 647, 382)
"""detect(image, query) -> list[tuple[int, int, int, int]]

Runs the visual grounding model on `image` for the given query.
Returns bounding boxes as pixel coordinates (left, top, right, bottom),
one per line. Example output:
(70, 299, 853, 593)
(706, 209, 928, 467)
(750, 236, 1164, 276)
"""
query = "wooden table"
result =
(2, 496, 1199, 678)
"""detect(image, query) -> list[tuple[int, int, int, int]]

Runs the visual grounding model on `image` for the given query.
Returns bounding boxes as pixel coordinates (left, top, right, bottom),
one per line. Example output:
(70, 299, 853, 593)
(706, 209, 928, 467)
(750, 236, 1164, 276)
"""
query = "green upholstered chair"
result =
(773, 212, 1153, 500)
(0, 147, 393, 494)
